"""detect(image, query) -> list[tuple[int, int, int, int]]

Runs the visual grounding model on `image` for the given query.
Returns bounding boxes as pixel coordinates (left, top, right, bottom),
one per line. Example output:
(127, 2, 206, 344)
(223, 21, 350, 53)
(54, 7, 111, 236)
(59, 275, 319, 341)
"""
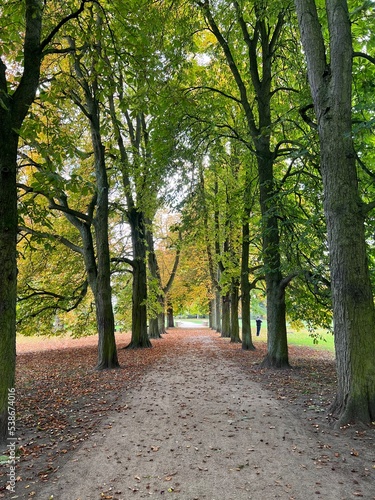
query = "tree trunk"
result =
(221, 293, 231, 338)
(158, 306, 166, 335)
(209, 299, 214, 329)
(93, 201, 119, 369)
(166, 299, 174, 328)
(147, 228, 163, 339)
(94, 284, 118, 369)
(0, 131, 18, 445)
(215, 288, 221, 333)
(127, 210, 151, 348)
(148, 296, 165, 339)
(241, 220, 255, 350)
(295, 0, 375, 424)
(241, 286, 254, 350)
(83, 60, 119, 369)
(257, 148, 289, 368)
(261, 276, 289, 368)
(148, 317, 160, 339)
(230, 282, 241, 343)
(62, 199, 118, 369)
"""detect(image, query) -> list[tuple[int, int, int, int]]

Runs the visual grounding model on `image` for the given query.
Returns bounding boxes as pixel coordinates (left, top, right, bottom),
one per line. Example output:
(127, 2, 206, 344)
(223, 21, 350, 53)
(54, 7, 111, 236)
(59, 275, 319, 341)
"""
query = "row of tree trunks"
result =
(210, 286, 242, 343)
(201, 2, 290, 369)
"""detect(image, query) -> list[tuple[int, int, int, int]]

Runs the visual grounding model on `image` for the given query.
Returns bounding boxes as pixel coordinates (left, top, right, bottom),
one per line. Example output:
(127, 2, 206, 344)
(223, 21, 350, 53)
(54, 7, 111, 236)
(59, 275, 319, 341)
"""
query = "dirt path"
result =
(32, 330, 373, 500)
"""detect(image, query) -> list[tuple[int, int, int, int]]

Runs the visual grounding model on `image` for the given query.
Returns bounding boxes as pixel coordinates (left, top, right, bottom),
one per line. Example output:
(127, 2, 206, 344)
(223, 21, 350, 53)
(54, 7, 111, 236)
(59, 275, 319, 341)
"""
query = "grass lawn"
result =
(286, 326, 334, 351)
(253, 320, 334, 352)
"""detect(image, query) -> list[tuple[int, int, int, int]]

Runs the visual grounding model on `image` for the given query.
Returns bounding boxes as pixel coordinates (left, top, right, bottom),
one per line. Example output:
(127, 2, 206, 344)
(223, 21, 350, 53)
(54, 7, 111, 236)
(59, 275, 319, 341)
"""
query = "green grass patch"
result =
(287, 327, 334, 351)
(249, 320, 334, 352)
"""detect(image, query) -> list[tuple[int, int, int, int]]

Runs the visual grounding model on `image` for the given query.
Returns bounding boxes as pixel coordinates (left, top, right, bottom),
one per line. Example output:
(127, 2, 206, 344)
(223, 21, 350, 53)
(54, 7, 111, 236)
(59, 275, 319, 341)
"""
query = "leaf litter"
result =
(0, 329, 374, 499)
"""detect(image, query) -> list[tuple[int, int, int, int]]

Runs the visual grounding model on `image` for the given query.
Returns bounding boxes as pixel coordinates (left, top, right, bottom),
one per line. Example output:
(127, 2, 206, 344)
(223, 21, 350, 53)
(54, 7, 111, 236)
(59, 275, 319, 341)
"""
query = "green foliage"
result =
(17, 236, 96, 338)
(3, 0, 372, 348)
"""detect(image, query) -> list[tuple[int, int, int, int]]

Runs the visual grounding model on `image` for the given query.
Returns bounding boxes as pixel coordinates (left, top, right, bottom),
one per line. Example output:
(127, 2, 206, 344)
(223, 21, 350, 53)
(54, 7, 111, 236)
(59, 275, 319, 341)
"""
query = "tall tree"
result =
(18, 10, 120, 369)
(295, 0, 375, 424)
(65, 19, 119, 368)
(0, 0, 88, 445)
(196, 1, 294, 366)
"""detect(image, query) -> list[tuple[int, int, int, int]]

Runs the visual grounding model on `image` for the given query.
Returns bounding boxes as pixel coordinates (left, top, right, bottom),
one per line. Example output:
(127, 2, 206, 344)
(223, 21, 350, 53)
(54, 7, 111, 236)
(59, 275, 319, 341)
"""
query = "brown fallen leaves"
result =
(0, 328, 374, 497)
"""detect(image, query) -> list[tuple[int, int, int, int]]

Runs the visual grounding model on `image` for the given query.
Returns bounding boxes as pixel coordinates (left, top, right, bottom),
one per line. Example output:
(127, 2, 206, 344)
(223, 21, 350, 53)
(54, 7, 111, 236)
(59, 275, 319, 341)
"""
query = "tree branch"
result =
(111, 256, 134, 268)
(17, 280, 89, 323)
(270, 86, 299, 97)
(353, 51, 375, 65)
(49, 199, 91, 223)
(185, 85, 242, 104)
(356, 152, 375, 180)
(299, 103, 317, 130)
(163, 232, 182, 295)
(362, 200, 375, 216)
(41, 0, 89, 52)
(18, 225, 83, 255)
(199, 0, 259, 137)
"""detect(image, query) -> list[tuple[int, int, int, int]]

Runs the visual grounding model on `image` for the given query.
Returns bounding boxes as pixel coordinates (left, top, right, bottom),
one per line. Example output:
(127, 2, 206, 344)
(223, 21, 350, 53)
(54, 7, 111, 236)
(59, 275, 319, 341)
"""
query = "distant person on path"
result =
(256, 317, 262, 336)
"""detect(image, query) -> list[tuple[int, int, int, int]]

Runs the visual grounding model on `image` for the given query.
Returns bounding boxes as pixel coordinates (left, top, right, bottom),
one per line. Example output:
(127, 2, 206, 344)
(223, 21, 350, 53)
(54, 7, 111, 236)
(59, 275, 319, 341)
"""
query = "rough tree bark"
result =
(295, 0, 375, 424)
(0, 0, 44, 448)
(221, 293, 231, 338)
(127, 209, 151, 348)
(90, 112, 119, 369)
(166, 299, 175, 328)
(0, 118, 19, 446)
(257, 146, 288, 368)
(230, 281, 241, 343)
